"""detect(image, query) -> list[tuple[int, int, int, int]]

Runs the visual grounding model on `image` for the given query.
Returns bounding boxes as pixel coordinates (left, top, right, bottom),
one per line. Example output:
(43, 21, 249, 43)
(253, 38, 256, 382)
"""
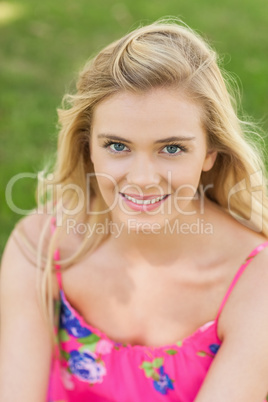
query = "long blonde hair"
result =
(29, 18, 268, 339)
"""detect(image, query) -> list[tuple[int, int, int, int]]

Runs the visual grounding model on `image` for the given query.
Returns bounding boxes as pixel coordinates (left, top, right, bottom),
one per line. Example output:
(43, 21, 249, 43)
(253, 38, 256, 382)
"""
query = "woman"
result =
(1, 19, 268, 402)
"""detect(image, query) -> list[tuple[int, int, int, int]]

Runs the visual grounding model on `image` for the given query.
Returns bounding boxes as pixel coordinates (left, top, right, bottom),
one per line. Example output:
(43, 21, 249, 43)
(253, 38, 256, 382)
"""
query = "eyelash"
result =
(102, 140, 188, 156)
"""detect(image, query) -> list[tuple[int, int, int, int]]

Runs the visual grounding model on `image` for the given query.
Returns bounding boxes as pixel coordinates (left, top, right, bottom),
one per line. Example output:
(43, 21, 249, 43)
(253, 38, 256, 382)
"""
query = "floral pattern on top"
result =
(197, 342, 221, 358)
(153, 366, 175, 395)
(58, 291, 112, 385)
(139, 357, 175, 395)
(59, 291, 92, 338)
(209, 343, 220, 354)
(47, 240, 268, 401)
(69, 350, 106, 383)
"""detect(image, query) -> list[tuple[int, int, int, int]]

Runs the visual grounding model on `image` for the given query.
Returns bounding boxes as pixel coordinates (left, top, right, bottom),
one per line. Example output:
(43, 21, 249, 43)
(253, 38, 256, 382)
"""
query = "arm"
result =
(195, 248, 268, 402)
(0, 221, 53, 402)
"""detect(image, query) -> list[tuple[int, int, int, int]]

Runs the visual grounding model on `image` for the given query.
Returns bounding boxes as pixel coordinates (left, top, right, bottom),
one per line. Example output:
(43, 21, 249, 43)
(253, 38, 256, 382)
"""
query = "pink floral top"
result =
(47, 234, 268, 401)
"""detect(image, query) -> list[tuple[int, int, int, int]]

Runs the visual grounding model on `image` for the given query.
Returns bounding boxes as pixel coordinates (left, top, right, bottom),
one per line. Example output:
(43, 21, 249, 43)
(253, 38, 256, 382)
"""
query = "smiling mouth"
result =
(120, 193, 169, 205)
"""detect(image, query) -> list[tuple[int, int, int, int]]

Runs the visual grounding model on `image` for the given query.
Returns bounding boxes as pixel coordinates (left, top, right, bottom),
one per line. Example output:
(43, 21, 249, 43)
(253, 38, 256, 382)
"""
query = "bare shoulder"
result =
(218, 230, 268, 341)
(205, 198, 267, 261)
(0, 214, 53, 401)
(195, 223, 268, 400)
(1, 212, 58, 298)
(13, 212, 52, 258)
(1, 212, 51, 287)
(206, 199, 268, 335)
(195, 248, 268, 400)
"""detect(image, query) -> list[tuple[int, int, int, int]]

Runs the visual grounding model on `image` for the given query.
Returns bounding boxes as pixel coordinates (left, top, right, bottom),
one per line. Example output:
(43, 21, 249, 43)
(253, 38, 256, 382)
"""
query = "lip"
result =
(120, 192, 169, 212)
(120, 192, 167, 200)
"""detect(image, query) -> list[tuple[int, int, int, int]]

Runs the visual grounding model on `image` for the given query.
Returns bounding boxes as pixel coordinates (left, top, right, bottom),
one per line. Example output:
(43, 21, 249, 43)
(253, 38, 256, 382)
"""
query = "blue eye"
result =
(102, 141, 129, 153)
(162, 145, 182, 155)
(111, 143, 126, 152)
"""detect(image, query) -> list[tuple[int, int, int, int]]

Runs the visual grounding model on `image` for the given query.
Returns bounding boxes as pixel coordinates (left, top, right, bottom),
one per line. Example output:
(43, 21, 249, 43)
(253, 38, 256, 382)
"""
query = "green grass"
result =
(1, 0, 268, 255)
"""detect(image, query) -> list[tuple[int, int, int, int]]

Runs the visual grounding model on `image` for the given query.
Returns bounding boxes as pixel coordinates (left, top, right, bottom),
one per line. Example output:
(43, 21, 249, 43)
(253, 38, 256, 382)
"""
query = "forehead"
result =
(92, 88, 205, 141)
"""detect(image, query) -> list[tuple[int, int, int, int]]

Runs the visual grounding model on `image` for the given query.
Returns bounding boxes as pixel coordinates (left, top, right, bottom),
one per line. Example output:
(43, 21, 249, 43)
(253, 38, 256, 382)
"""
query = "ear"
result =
(202, 149, 217, 172)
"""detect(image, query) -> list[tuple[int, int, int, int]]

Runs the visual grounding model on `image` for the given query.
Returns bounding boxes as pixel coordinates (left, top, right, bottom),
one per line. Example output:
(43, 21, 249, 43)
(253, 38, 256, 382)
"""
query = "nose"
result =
(126, 153, 160, 188)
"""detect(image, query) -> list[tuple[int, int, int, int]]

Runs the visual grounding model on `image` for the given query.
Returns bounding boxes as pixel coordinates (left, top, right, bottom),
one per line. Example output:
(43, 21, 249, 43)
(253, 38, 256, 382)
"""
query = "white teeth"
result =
(123, 194, 166, 205)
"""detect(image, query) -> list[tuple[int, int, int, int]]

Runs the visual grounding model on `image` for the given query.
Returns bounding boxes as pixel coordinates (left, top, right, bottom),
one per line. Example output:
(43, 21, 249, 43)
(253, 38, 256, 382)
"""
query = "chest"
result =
(59, 259, 228, 347)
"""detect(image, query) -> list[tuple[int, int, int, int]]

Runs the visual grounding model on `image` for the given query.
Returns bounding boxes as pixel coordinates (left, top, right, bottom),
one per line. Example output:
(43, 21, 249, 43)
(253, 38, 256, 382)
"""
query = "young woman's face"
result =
(90, 88, 217, 231)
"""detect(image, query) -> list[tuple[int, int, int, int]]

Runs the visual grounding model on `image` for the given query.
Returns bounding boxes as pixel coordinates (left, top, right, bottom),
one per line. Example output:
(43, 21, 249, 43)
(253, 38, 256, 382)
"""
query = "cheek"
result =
(95, 175, 117, 193)
(94, 175, 118, 208)
(171, 160, 204, 188)
(92, 155, 129, 183)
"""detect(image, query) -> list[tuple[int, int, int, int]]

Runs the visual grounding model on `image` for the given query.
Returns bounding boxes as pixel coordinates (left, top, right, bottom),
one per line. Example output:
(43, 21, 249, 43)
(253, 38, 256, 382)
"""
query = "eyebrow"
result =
(97, 134, 196, 144)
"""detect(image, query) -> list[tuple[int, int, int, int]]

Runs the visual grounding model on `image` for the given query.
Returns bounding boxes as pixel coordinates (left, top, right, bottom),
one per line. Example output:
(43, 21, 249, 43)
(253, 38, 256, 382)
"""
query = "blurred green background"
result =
(1, 0, 268, 255)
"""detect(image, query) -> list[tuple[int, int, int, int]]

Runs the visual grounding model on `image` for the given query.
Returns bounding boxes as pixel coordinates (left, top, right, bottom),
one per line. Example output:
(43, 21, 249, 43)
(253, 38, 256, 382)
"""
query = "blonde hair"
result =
(30, 18, 268, 340)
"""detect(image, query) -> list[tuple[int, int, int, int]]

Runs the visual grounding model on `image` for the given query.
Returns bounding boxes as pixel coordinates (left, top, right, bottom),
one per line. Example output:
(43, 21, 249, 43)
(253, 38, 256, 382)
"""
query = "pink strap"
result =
(50, 217, 63, 290)
(216, 241, 268, 321)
